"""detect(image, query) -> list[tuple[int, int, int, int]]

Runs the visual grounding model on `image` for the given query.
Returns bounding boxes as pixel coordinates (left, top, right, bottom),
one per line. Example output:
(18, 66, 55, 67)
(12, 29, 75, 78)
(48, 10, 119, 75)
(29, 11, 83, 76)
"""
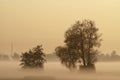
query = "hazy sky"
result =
(0, 0, 120, 54)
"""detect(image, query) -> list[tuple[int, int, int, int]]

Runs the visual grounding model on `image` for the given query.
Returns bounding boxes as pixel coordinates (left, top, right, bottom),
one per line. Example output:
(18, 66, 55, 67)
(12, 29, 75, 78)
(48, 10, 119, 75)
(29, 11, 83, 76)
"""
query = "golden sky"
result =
(0, 0, 120, 54)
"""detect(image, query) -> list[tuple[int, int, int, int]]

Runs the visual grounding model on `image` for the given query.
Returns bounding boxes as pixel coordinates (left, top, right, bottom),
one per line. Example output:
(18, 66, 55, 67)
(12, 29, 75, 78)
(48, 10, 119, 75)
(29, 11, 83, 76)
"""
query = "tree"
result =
(55, 19, 102, 70)
(20, 45, 46, 69)
(111, 50, 117, 57)
(11, 53, 20, 60)
(55, 46, 80, 70)
(2, 54, 10, 60)
(65, 20, 102, 66)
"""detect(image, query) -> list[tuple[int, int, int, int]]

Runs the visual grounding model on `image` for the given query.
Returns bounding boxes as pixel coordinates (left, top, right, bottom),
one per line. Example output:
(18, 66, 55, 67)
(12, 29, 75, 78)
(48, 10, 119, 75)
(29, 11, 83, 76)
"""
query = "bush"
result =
(20, 45, 46, 69)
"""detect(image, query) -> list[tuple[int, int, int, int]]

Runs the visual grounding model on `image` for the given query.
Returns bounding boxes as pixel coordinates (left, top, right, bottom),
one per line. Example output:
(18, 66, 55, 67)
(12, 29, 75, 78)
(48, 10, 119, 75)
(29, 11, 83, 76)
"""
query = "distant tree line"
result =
(0, 54, 9, 60)
(0, 53, 20, 61)
(98, 51, 120, 61)
(0, 51, 120, 62)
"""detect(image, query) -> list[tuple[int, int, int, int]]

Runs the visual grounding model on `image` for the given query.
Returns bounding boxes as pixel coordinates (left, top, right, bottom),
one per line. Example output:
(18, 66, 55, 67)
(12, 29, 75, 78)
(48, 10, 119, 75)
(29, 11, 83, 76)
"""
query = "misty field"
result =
(0, 61, 120, 80)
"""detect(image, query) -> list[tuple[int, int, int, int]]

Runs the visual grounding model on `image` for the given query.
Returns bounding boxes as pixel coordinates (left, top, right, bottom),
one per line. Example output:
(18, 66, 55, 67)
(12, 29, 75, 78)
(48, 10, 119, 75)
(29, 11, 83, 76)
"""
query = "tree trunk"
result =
(87, 33, 92, 66)
(81, 41, 86, 66)
(83, 57, 86, 66)
(81, 31, 86, 66)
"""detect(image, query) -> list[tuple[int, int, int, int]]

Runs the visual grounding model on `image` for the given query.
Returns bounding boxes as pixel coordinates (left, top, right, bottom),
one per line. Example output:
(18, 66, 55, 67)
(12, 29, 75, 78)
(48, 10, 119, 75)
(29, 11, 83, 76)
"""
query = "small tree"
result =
(55, 46, 80, 70)
(20, 45, 46, 69)
(11, 53, 20, 60)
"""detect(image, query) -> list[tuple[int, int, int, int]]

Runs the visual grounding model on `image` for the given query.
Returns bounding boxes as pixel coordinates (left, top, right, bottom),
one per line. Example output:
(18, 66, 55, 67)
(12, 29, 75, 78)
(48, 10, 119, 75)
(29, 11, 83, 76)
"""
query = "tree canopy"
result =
(55, 46, 80, 70)
(20, 45, 46, 69)
(55, 19, 102, 69)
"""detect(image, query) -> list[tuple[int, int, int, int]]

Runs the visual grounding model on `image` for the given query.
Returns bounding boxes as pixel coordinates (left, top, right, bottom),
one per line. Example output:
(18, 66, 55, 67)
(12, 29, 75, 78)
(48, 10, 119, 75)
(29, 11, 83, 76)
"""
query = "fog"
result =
(0, 61, 120, 80)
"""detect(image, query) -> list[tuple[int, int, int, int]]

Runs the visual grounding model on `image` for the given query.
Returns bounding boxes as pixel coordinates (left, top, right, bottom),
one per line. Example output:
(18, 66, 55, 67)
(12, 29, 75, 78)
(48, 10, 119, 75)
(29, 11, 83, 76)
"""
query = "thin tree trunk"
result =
(87, 32, 92, 66)
(81, 31, 86, 66)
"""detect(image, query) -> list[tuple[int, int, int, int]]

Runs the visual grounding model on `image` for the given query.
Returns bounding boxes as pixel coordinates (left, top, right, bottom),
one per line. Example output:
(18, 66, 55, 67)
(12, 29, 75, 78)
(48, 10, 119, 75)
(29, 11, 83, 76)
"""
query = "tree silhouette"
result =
(11, 53, 20, 60)
(55, 19, 102, 70)
(65, 20, 102, 66)
(55, 46, 80, 70)
(20, 45, 46, 69)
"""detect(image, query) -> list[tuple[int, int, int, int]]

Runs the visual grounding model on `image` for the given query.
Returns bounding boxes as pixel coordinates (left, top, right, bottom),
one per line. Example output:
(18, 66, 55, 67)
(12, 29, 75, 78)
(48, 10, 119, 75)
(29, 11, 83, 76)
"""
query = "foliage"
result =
(64, 20, 102, 66)
(55, 19, 102, 69)
(55, 46, 80, 70)
(20, 45, 46, 69)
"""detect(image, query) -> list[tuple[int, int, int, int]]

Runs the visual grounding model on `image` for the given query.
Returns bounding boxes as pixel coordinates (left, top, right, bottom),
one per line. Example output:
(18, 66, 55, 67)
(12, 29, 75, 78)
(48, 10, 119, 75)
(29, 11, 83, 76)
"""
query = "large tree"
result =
(55, 20, 102, 69)
(65, 20, 102, 66)
(20, 45, 46, 69)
